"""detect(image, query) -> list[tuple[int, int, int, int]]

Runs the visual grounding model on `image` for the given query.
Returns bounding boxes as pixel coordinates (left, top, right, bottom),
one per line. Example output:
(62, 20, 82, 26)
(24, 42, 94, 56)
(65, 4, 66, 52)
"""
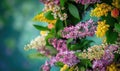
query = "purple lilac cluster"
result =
(49, 38, 68, 52)
(55, 51, 80, 66)
(42, 51, 80, 71)
(50, 51, 80, 67)
(42, 61, 50, 71)
(62, 19, 96, 39)
(37, 47, 51, 56)
(75, 0, 100, 5)
(92, 45, 119, 71)
(40, 0, 60, 4)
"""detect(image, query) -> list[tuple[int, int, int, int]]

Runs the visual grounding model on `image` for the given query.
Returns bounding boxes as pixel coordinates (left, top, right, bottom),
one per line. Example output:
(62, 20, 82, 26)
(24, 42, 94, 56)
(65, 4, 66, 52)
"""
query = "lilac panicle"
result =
(42, 61, 50, 71)
(75, 0, 100, 5)
(49, 51, 80, 67)
(49, 38, 68, 52)
(62, 19, 96, 39)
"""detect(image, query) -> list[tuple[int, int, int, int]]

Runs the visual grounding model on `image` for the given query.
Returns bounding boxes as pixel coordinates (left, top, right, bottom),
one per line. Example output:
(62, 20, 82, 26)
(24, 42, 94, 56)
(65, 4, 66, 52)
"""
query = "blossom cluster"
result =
(75, 0, 100, 5)
(92, 44, 119, 71)
(62, 19, 96, 39)
(91, 3, 112, 17)
(79, 44, 106, 60)
(40, 0, 67, 21)
(42, 51, 80, 71)
(26, 0, 120, 71)
(95, 20, 110, 37)
(33, 12, 56, 24)
(49, 38, 68, 52)
(24, 36, 46, 50)
(112, 0, 120, 9)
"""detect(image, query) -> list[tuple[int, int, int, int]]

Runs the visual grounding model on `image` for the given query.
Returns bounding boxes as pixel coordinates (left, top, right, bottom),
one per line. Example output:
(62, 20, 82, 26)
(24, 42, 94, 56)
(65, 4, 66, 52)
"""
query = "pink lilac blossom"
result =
(75, 0, 100, 5)
(49, 38, 68, 52)
(49, 51, 80, 67)
(62, 19, 96, 39)
(40, 0, 60, 4)
(37, 47, 51, 56)
(92, 44, 118, 71)
(42, 61, 50, 71)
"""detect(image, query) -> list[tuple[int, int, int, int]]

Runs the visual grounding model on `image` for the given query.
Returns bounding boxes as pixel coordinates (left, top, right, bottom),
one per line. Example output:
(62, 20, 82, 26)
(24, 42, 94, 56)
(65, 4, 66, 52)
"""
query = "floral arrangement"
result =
(25, 0, 120, 71)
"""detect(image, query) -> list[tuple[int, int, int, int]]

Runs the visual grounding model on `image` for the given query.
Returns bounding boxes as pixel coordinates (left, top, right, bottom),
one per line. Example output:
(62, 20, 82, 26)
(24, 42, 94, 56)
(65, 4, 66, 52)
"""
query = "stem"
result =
(64, 20, 67, 27)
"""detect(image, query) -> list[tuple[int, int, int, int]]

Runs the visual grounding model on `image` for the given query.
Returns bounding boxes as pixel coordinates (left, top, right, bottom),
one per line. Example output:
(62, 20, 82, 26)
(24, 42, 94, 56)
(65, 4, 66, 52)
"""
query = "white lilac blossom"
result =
(62, 19, 96, 39)
(41, 0, 67, 21)
(24, 36, 51, 56)
(24, 36, 46, 50)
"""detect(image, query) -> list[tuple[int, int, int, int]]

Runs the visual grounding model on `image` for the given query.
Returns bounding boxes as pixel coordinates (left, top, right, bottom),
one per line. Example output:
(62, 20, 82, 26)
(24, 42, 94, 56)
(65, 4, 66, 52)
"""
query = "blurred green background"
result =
(0, 0, 102, 71)
(0, 0, 46, 71)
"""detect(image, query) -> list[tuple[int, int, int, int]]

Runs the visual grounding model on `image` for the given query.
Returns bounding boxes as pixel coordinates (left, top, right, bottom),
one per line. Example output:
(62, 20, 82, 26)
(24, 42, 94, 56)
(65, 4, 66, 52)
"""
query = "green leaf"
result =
(45, 33, 54, 44)
(101, 13, 116, 27)
(67, 38, 73, 44)
(44, 11, 54, 20)
(46, 45, 57, 55)
(79, 59, 92, 68)
(68, 3, 80, 20)
(33, 25, 49, 31)
(115, 23, 120, 32)
(55, 62, 64, 67)
(106, 30, 118, 44)
(84, 4, 89, 10)
(28, 53, 47, 59)
(60, 0, 67, 7)
(55, 20, 64, 32)
(80, 67, 85, 71)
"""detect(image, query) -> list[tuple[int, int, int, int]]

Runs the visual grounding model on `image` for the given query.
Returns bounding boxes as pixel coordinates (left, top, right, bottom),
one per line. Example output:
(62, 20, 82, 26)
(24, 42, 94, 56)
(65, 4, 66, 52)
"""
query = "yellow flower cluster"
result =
(106, 63, 118, 71)
(91, 3, 112, 17)
(40, 31, 49, 36)
(79, 44, 107, 60)
(112, 0, 120, 9)
(60, 64, 69, 71)
(96, 20, 109, 37)
(33, 12, 56, 24)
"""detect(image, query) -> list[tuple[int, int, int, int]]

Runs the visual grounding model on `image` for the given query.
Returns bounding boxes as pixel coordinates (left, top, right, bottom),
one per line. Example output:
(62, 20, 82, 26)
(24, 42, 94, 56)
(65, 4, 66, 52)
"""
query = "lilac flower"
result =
(75, 0, 100, 5)
(55, 51, 80, 66)
(42, 61, 50, 71)
(92, 59, 106, 71)
(102, 50, 114, 65)
(49, 38, 68, 52)
(37, 47, 51, 56)
(62, 19, 96, 39)
(40, 0, 60, 4)
(92, 44, 117, 71)
(107, 45, 119, 52)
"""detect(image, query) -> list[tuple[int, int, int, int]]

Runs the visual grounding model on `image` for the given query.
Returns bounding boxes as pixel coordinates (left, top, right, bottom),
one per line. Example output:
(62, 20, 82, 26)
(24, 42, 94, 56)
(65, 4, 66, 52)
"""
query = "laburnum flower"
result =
(111, 8, 119, 18)
(33, 12, 56, 24)
(112, 0, 120, 9)
(60, 64, 69, 71)
(40, 31, 49, 36)
(106, 63, 118, 71)
(95, 20, 109, 37)
(91, 3, 112, 17)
